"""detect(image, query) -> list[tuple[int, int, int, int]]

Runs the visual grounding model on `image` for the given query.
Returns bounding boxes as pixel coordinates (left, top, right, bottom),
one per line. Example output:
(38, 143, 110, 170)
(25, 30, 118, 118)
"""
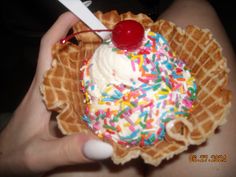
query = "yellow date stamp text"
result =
(189, 154, 227, 163)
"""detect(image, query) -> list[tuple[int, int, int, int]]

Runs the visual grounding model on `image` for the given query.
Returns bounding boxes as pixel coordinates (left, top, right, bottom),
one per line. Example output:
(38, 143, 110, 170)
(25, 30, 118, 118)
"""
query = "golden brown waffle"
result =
(41, 10, 231, 166)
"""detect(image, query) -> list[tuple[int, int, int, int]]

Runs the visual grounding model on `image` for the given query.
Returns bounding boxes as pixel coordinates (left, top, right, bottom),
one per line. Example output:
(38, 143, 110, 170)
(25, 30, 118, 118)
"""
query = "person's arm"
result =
(0, 12, 113, 177)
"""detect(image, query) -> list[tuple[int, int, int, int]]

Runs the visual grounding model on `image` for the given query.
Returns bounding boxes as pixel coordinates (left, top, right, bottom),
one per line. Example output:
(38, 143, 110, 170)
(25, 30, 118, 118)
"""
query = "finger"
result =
(49, 134, 113, 166)
(29, 134, 113, 172)
(41, 11, 79, 48)
(36, 12, 79, 80)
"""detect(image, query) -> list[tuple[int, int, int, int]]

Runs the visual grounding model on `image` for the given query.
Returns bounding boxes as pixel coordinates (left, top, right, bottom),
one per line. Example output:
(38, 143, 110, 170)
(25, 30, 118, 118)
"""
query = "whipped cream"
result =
(84, 44, 142, 98)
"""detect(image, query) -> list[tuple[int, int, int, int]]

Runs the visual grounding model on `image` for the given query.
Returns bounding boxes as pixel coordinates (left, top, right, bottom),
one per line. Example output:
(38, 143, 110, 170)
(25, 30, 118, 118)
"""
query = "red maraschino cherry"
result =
(112, 20, 144, 51)
(60, 20, 144, 51)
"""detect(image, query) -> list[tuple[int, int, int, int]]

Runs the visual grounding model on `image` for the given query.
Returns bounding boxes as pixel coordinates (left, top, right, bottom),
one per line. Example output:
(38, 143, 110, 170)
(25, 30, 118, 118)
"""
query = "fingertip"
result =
(55, 133, 93, 164)
(65, 133, 94, 163)
(59, 133, 113, 163)
(41, 11, 79, 47)
(58, 11, 79, 26)
(83, 139, 113, 160)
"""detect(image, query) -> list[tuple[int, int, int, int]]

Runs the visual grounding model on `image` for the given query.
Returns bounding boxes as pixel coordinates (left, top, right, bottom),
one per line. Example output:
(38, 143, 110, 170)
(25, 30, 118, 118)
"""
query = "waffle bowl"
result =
(40, 10, 231, 166)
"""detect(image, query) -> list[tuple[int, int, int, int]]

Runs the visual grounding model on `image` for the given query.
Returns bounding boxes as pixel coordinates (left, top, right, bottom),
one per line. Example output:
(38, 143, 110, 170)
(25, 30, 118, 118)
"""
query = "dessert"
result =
(41, 10, 231, 166)
(81, 25, 197, 147)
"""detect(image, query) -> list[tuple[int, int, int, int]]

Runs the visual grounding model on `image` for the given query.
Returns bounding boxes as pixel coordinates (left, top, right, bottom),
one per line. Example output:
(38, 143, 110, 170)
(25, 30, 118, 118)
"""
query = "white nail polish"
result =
(83, 139, 113, 160)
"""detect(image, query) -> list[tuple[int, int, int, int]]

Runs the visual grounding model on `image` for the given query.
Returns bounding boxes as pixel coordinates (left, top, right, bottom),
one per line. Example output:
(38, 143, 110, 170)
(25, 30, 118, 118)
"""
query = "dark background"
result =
(0, 0, 235, 113)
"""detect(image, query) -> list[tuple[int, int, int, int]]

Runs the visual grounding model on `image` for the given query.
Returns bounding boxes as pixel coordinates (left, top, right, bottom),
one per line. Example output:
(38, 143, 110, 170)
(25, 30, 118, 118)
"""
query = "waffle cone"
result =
(40, 10, 231, 166)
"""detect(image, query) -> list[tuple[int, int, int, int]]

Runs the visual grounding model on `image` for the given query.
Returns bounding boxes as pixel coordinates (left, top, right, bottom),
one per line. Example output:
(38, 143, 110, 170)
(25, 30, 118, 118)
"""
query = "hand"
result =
(0, 12, 113, 177)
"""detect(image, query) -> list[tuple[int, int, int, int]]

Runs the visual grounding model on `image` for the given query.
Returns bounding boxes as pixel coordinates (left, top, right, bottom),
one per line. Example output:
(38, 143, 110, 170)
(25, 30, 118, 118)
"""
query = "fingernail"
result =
(83, 140, 113, 160)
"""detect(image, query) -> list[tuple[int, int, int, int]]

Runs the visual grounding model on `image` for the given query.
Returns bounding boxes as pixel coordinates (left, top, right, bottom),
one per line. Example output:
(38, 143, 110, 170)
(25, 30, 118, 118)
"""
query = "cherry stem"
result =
(60, 29, 113, 44)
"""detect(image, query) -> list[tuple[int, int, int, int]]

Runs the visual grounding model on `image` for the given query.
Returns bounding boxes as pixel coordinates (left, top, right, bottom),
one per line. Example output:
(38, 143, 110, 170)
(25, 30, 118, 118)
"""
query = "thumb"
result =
(31, 134, 113, 172)
(50, 134, 113, 164)
(36, 11, 79, 82)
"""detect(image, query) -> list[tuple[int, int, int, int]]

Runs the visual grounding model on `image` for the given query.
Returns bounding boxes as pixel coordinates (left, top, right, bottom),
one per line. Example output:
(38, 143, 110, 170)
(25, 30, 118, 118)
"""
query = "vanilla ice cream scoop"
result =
(86, 44, 142, 98)
(81, 30, 197, 146)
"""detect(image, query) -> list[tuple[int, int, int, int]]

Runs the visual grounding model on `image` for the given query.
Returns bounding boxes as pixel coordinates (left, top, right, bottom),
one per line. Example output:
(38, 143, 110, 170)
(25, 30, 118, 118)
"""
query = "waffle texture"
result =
(41, 10, 231, 166)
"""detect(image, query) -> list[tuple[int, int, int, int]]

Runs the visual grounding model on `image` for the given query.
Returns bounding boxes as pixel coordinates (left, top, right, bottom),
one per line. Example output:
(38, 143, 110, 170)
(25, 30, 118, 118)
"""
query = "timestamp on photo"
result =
(189, 154, 227, 163)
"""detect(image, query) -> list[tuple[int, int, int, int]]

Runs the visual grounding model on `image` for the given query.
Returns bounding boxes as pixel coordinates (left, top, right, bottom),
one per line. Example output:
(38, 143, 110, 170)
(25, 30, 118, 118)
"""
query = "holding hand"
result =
(0, 12, 113, 177)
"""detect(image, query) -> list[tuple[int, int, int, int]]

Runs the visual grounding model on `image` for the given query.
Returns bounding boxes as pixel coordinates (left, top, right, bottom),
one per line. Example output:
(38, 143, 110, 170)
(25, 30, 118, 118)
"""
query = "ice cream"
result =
(80, 24, 197, 147)
(41, 11, 231, 166)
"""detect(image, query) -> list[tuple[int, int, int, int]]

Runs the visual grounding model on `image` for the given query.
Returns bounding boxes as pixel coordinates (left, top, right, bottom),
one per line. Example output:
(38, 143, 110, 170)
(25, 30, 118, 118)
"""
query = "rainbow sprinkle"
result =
(81, 30, 197, 147)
